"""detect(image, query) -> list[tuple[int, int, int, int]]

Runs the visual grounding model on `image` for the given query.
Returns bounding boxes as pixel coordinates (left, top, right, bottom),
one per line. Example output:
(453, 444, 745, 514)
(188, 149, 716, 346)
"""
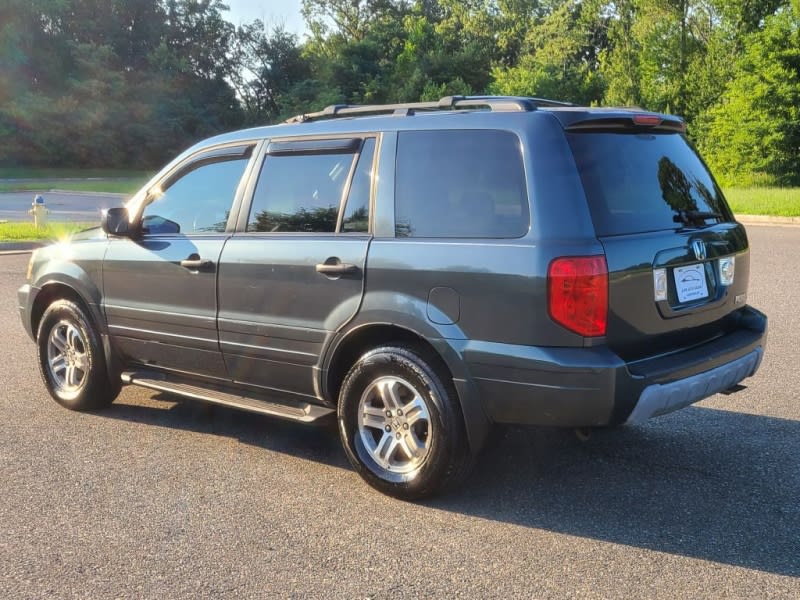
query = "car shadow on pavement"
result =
(105, 392, 350, 469)
(434, 406, 799, 578)
(104, 396, 798, 577)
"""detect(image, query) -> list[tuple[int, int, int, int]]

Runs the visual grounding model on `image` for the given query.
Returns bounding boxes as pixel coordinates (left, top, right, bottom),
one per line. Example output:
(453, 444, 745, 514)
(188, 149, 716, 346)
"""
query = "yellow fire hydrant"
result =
(29, 195, 49, 229)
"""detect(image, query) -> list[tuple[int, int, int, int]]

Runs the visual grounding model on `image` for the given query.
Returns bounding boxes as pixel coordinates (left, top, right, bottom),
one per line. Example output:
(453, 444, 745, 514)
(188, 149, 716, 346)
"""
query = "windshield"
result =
(567, 131, 734, 236)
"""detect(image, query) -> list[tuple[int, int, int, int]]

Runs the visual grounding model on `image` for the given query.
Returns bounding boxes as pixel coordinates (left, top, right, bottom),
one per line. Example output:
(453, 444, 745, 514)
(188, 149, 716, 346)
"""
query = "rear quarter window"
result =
(567, 132, 734, 236)
(394, 129, 529, 238)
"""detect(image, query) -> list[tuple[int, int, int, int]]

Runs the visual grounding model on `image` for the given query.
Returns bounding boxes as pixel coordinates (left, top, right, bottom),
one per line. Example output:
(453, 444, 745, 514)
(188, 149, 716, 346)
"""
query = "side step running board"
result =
(121, 371, 334, 423)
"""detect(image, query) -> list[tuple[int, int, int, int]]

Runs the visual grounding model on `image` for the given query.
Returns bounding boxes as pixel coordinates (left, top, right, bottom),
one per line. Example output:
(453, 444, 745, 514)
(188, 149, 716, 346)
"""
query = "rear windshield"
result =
(566, 132, 733, 236)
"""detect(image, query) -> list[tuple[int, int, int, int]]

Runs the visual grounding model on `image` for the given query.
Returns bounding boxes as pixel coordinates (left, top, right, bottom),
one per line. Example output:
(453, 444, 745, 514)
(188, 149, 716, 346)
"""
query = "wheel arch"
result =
(31, 280, 104, 342)
(31, 277, 123, 395)
(322, 320, 490, 454)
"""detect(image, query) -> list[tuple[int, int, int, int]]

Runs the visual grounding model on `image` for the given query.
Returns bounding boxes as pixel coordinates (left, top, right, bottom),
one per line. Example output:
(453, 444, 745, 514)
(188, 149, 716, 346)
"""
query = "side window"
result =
(247, 138, 374, 233)
(395, 130, 529, 238)
(342, 138, 375, 232)
(142, 151, 251, 235)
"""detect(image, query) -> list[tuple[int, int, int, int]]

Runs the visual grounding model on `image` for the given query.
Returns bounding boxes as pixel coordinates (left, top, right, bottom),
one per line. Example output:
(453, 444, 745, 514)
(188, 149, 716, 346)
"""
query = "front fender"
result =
(28, 240, 108, 337)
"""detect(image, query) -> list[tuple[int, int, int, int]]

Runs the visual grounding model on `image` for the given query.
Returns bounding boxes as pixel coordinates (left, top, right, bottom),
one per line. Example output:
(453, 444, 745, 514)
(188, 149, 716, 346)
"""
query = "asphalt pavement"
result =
(0, 225, 798, 598)
(0, 190, 126, 222)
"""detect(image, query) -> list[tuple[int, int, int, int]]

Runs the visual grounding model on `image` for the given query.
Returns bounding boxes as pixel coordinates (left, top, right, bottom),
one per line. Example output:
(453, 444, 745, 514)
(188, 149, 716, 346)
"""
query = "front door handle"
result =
(315, 261, 358, 275)
(180, 256, 213, 270)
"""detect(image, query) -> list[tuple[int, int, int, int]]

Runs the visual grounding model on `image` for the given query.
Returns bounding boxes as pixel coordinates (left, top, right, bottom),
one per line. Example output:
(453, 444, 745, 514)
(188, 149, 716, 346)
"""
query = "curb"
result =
(47, 189, 128, 198)
(0, 241, 45, 255)
(0, 189, 128, 198)
(0, 177, 141, 183)
(736, 214, 800, 227)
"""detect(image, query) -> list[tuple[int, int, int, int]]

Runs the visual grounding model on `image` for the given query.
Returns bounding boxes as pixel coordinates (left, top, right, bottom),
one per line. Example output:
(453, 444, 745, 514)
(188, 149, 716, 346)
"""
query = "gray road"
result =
(1, 226, 798, 599)
(0, 191, 126, 222)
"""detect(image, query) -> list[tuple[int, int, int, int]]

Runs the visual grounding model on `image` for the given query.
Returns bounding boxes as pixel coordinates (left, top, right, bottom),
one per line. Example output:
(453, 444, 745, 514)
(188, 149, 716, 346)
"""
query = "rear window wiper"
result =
(673, 209, 723, 225)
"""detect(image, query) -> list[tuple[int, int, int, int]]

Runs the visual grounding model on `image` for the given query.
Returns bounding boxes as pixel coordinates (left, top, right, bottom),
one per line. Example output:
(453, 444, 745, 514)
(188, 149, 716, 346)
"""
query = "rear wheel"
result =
(338, 345, 472, 500)
(37, 299, 120, 411)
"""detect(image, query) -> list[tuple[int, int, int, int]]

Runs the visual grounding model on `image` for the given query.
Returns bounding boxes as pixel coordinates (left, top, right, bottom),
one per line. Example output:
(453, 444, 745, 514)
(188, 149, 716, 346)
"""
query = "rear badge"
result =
(692, 239, 707, 261)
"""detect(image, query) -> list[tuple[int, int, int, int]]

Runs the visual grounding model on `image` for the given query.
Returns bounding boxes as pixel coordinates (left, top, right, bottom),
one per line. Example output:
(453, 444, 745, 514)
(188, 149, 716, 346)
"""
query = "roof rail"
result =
(284, 95, 574, 124)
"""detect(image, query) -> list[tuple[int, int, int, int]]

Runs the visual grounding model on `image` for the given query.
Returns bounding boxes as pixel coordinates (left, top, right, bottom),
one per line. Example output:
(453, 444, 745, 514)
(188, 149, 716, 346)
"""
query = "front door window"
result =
(143, 152, 251, 235)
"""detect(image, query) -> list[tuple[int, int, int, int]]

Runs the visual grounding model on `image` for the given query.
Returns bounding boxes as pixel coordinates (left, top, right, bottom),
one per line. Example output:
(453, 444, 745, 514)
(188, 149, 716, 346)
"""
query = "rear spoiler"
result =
(558, 111, 687, 134)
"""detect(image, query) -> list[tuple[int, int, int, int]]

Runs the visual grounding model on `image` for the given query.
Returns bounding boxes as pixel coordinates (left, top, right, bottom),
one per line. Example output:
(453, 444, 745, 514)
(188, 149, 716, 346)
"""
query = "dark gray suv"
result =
(18, 96, 767, 499)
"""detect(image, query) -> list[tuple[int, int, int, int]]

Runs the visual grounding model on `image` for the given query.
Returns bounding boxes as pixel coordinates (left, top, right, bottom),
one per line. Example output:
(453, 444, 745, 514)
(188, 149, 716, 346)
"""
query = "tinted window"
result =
(248, 144, 364, 233)
(342, 138, 375, 232)
(395, 130, 529, 238)
(567, 132, 733, 236)
(142, 155, 249, 234)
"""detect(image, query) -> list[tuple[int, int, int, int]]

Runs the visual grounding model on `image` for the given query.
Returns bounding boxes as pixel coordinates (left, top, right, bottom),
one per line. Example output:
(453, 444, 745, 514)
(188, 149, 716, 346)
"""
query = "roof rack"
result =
(284, 95, 574, 124)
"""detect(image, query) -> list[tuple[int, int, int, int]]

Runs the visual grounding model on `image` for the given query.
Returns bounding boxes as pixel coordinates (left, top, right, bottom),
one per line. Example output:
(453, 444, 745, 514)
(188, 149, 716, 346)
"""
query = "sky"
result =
(224, 0, 307, 35)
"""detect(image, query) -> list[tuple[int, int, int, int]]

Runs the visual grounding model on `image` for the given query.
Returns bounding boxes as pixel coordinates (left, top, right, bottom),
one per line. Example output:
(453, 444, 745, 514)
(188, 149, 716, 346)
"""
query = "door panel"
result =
(103, 144, 256, 378)
(217, 236, 369, 396)
(217, 135, 377, 397)
(104, 236, 228, 377)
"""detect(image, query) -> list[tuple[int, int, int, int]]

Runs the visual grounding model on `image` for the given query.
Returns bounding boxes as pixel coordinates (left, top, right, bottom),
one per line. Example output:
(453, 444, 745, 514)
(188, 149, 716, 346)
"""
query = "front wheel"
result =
(338, 345, 472, 500)
(36, 299, 120, 411)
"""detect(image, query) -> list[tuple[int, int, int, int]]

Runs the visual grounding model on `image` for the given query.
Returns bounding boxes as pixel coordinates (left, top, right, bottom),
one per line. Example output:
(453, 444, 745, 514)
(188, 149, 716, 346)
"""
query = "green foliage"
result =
(0, 222, 98, 241)
(492, 0, 606, 104)
(1, 0, 798, 190)
(229, 23, 311, 123)
(252, 207, 339, 233)
(601, 1, 730, 123)
(0, 167, 150, 179)
(0, 0, 243, 169)
(701, 9, 800, 186)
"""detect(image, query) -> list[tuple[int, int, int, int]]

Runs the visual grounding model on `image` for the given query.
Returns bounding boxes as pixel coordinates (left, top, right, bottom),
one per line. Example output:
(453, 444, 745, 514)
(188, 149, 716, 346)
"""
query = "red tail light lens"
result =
(548, 256, 608, 337)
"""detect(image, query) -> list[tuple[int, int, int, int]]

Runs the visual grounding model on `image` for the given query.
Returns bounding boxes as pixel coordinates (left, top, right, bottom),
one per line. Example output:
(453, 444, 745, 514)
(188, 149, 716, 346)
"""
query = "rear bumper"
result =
(625, 347, 762, 424)
(463, 305, 767, 427)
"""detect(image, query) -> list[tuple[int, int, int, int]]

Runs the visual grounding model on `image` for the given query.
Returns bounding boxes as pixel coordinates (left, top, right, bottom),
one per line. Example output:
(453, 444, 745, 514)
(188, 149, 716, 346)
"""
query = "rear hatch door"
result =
(565, 119, 749, 361)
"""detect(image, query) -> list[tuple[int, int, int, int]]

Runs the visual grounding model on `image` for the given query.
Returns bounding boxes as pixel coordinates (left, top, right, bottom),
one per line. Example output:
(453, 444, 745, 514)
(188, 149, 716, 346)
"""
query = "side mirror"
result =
(102, 207, 133, 237)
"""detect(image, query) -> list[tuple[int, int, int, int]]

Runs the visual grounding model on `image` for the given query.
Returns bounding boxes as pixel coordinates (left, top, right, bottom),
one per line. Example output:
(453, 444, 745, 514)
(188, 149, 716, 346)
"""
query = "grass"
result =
(0, 180, 143, 194)
(0, 167, 151, 195)
(0, 167, 151, 179)
(0, 222, 97, 241)
(723, 187, 800, 217)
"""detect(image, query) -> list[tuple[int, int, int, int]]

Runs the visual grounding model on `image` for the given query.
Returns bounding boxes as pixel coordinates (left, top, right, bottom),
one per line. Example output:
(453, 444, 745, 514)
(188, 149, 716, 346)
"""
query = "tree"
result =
(302, 0, 398, 44)
(0, 0, 244, 168)
(2, 0, 799, 178)
(491, 0, 607, 104)
(602, 1, 701, 117)
(386, 0, 503, 101)
(230, 23, 310, 122)
(700, 8, 800, 185)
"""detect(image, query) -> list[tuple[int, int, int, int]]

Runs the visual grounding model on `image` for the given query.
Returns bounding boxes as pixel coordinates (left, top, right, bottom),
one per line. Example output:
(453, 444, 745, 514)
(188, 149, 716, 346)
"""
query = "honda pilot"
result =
(18, 96, 767, 499)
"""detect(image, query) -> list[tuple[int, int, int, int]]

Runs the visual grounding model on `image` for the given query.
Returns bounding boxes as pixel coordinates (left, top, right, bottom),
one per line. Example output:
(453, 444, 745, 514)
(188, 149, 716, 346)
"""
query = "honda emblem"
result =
(692, 240, 706, 261)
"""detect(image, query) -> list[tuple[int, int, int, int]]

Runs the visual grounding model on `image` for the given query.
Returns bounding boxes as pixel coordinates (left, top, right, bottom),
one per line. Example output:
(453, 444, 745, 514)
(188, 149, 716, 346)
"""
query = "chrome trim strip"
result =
(105, 304, 215, 323)
(219, 339, 316, 358)
(108, 324, 216, 344)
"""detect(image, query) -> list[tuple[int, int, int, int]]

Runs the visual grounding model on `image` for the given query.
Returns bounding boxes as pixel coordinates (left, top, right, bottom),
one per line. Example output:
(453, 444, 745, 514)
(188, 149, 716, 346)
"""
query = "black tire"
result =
(36, 299, 120, 411)
(337, 345, 472, 500)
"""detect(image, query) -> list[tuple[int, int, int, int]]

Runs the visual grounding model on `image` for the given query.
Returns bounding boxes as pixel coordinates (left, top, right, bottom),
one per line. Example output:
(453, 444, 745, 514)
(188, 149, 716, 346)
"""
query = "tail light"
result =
(633, 114, 662, 126)
(548, 256, 608, 337)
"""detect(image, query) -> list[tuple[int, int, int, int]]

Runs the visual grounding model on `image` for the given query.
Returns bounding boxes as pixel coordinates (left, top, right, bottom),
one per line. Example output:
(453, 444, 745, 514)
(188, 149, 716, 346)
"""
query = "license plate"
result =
(674, 263, 709, 303)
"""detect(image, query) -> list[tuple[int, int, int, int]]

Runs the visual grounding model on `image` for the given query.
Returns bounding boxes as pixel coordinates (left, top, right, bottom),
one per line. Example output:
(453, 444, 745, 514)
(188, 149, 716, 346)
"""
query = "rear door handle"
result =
(315, 262, 358, 275)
